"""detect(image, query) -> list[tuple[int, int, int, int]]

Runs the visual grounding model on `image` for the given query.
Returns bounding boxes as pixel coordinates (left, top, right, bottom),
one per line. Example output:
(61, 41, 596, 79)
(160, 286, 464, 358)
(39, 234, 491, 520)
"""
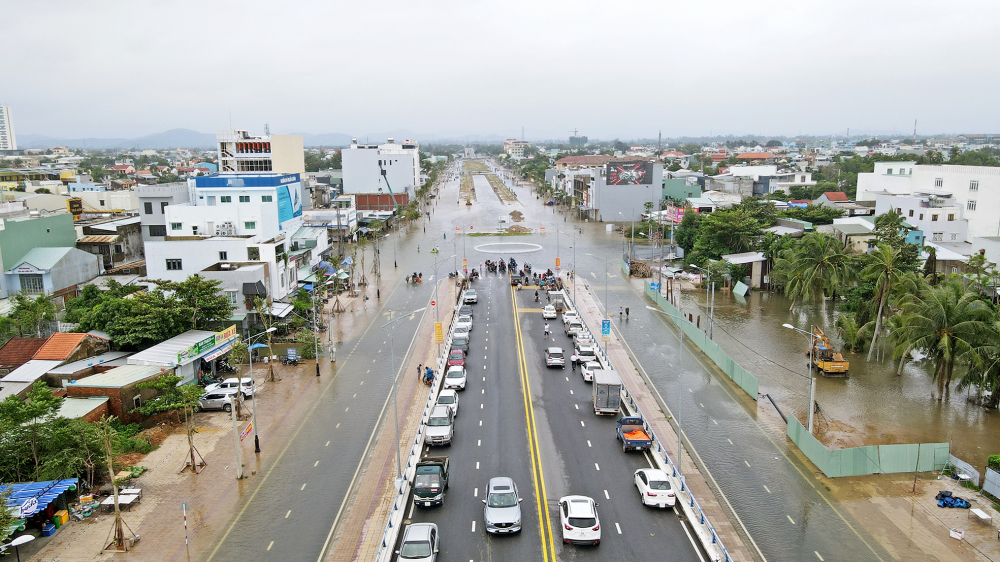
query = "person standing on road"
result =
(619, 306, 623, 321)
(417, 364, 423, 380)
(625, 307, 630, 321)
(544, 323, 550, 340)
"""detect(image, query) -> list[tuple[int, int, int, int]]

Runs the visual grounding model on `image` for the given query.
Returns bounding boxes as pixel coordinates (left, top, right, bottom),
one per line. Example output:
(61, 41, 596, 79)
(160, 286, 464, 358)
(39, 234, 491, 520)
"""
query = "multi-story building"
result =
(216, 129, 305, 175)
(503, 139, 530, 159)
(136, 182, 191, 241)
(0, 106, 17, 152)
(857, 162, 1000, 238)
(342, 138, 420, 196)
(550, 156, 663, 221)
(874, 192, 965, 245)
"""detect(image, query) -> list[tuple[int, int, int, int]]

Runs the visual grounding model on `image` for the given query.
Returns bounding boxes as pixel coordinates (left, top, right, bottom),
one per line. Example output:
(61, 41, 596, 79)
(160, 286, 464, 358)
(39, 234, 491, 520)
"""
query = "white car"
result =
(463, 289, 478, 304)
(634, 468, 676, 508)
(455, 314, 473, 332)
(444, 365, 467, 390)
(581, 361, 601, 382)
(561, 310, 579, 326)
(436, 389, 459, 417)
(205, 377, 256, 397)
(453, 325, 470, 340)
(559, 495, 601, 546)
(542, 305, 557, 319)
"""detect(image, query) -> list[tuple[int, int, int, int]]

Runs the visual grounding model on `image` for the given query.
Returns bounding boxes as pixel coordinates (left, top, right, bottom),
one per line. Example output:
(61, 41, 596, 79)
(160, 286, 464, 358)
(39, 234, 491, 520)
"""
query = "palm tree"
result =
(835, 314, 869, 353)
(774, 233, 855, 314)
(893, 278, 993, 397)
(862, 243, 904, 362)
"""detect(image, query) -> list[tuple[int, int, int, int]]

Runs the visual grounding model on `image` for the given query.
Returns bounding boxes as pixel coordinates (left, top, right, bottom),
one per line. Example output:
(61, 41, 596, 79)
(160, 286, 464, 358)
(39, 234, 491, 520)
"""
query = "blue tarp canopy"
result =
(1, 478, 78, 518)
(249, 343, 270, 350)
(317, 261, 336, 275)
(302, 283, 314, 292)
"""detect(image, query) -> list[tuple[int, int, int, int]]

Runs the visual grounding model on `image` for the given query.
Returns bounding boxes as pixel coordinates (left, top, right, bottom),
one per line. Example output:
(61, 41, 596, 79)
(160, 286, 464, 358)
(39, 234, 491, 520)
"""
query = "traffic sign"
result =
(601, 319, 611, 341)
(430, 300, 436, 306)
(650, 282, 660, 290)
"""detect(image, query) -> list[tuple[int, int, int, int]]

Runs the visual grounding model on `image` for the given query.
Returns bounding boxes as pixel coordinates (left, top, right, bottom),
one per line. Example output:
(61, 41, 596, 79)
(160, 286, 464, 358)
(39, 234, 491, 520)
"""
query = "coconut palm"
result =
(893, 278, 994, 397)
(862, 243, 905, 362)
(835, 314, 870, 353)
(774, 232, 855, 314)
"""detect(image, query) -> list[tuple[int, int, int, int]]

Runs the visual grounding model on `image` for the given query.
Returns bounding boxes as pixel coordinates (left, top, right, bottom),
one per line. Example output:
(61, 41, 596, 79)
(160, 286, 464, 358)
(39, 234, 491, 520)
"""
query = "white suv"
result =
(559, 495, 601, 546)
(425, 405, 454, 446)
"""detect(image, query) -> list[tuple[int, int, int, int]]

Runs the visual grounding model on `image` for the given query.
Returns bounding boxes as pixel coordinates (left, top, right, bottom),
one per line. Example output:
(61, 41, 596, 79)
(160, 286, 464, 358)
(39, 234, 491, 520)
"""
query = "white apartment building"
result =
(857, 162, 1000, 238)
(342, 138, 419, 195)
(216, 129, 305, 175)
(874, 192, 967, 244)
(0, 106, 16, 151)
(503, 139, 530, 159)
(144, 173, 319, 302)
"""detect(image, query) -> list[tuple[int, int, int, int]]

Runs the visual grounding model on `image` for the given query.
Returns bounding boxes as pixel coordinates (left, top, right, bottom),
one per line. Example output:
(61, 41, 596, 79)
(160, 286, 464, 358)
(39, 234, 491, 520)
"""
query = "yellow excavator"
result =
(810, 326, 850, 377)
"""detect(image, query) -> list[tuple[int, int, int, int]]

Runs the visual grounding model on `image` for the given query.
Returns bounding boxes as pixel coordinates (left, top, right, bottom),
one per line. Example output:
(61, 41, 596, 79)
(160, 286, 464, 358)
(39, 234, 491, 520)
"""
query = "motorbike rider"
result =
(534, 290, 539, 302)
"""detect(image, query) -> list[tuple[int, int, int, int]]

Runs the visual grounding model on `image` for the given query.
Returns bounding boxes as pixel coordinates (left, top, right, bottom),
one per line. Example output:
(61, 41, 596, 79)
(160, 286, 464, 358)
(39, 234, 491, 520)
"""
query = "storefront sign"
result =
(240, 421, 253, 442)
(177, 325, 239, 363)
(18, 497, 38, 518)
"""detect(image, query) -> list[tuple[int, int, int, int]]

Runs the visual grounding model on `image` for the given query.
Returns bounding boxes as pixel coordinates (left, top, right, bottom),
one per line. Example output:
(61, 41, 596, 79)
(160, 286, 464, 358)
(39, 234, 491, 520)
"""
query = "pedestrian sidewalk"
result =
(571, 277, 761, 562)
(325, 278, 459, 562)
(27, 360, 327, 562)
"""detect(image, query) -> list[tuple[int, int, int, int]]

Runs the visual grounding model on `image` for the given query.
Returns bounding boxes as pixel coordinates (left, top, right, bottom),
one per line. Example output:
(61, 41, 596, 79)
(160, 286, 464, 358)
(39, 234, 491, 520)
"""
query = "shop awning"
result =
(202, 340, 234, 362)
(1, 478, 78, 518)
(270, 302, 294, 318)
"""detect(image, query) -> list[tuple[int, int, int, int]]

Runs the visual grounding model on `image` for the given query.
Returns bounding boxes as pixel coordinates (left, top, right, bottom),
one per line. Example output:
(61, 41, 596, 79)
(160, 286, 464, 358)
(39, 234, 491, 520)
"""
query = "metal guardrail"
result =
(373, 304, 457, 561)
(565, 286, 730, 562)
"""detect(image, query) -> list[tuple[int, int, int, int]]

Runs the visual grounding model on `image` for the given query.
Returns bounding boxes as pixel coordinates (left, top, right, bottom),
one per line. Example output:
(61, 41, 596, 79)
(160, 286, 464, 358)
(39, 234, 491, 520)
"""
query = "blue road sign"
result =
(601, 319, 611, 336)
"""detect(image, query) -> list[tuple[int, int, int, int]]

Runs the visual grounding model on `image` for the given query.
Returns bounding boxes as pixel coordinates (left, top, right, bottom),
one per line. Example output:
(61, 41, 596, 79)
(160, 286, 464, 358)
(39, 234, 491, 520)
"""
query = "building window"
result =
(144, 202, 153, 214)
(148, 225, 166, 237)
(114, 244, 123, 254)
(932, 232, 943, 241)
(970, 180, 979, 191)
(934, 178, 943, 187)
(161, 201, 169, 213)
(225, 290, 238, 305)
(919, 214, 924, 220)
(951, 233, 958, 241)
(887, 168, 893, 175)
(221, 196, 232, 203)
(261, 195, 272, 202)
(239, 195, 250, 203)
(931, 214, 938, 221)
(245, 221, 256, 230)
(248, 247, 260, 260)
(166, 259, 183, 270)
(133, 395, 142, 410)
(219, 251, 228, 261)
(948, 214, 955, 221)
(99, 200, 105, 207)
(896, 208, 902, 214)
(170, 222, 183, 230)
(908, 210, 914, 217)
(968, 200, 977, 211)
(20, 274, 44, 295)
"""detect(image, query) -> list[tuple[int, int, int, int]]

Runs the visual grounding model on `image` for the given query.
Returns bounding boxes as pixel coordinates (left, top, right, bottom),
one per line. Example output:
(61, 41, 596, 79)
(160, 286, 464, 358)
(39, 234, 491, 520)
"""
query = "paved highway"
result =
(400, 271, 703, 561)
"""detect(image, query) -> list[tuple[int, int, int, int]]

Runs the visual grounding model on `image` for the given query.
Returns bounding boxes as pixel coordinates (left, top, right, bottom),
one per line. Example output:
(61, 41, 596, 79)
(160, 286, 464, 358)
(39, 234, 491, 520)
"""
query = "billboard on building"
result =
(277, 182, 303, 224)
(606, 161, 653, 185)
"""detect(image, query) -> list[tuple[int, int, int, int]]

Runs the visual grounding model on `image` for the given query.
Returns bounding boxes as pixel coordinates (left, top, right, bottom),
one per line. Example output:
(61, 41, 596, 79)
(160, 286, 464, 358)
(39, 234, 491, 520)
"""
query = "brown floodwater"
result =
(675, 287, 999, 470)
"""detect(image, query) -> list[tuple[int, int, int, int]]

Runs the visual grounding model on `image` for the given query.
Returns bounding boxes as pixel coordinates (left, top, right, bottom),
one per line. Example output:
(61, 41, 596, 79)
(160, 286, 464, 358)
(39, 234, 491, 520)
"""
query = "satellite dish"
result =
(11, 535, 35, 546)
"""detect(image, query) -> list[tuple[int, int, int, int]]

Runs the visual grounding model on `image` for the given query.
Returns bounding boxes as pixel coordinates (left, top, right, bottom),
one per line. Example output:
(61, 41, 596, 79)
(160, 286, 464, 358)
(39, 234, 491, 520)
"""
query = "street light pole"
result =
(382, 306, 428, 479)
(432, 253, 456, 359)
(783, 323, 818, 433)
(246, 326, 276, 453)
(691, 264, 714, 339)
(645, 306, 687, 474)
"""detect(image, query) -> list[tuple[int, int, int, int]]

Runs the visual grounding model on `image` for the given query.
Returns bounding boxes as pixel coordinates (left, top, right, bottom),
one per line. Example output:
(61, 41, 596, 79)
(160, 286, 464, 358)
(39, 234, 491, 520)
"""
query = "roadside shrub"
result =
(988, 454, 1000, 472)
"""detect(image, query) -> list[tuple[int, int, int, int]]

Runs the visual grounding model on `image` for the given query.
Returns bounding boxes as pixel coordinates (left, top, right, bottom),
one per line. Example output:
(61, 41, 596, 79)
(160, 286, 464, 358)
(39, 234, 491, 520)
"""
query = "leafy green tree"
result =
(0, 382, 63, 480)
(675, 210, 702, 254)
(82, 289, 189, 350)
(772, 233, 854, 313)
(135, 374, 207, 472)
(765, 139, 782, 147)
(776, 204, 845, 225)
(893, 278, 995, 397)
(10, 293, 57, 337)
(0, 487, 16, 533)
(156, 275, 234, 330)
(690, 208, 763, 262)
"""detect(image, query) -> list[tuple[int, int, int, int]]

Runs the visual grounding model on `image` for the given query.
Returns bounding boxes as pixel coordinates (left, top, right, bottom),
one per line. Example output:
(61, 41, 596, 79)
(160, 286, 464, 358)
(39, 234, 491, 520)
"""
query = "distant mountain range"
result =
(16, 128, 514, 150)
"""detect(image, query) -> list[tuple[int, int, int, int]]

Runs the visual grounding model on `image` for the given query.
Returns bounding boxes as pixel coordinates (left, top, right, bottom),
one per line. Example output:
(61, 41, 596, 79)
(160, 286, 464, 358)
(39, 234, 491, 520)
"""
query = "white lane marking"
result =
(285, 510, 291, 518)
(595, 463, 600, 471)
(712, 419, 718, 425)
(483, 365, 486, 370)
(267, 541, 274, 551)
(570, 389, 574, 395)
(575, 404, 579, 410)
(744, 460, 751, 468)
(815, 551, 824, 561)
(482, 389, 485, 394)
(479, 420, 482, 426)
(478, 440, 481, 446)
(485, 346, 488, 350)
(615, 522, 622, 534)
(345, 407, 349, 412)
(472, 521, 476, 532)
(301, 483, 307, 490)
(336, 423, 340, 429)
(325, 441, 330, 447)
(587, 440, 592, 447)
(763, 485, 771, 494)
(565, 377, 569, 382)
(353, 393, 357, 398)
(314, 461, 319, 467)
(360, 380, 364, 385)
(580, 420, 585, 427)
(727, 438, 733, 445)
(476, 462, 480, 469)
(483, 377, 486, 381)
(604, 490, 609, 499)
(484, 355, 487, 360)
(474, 487, 478, 497)
(699, 403, 704, 408)
(480, 403, 483, 409)
(407, 500, 415, 519)
(787, 515, 796, 525)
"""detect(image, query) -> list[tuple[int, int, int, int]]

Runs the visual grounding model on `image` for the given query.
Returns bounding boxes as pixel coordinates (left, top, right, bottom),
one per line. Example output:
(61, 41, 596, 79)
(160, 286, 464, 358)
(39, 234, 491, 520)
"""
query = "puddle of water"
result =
(678, 288, 998, 469)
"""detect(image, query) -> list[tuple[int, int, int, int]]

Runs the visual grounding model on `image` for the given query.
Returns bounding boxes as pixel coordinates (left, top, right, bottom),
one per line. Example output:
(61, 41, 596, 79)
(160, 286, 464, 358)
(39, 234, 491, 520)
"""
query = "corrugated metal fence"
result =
(645, 282, 759, 399)
(983, 468, 1000, 499)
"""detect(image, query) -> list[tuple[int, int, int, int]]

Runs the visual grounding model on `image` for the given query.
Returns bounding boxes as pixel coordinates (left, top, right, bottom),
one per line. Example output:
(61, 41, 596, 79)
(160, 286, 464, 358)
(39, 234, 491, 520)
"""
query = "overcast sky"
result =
(5, 0, 1000, 141)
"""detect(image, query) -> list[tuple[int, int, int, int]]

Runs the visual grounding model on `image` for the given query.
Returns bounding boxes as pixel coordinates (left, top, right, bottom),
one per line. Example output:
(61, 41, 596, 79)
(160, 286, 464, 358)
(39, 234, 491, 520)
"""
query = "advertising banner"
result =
(434, 322, 443, 343)
(177, 325, 238, 363)
(606, 161, 653, 185)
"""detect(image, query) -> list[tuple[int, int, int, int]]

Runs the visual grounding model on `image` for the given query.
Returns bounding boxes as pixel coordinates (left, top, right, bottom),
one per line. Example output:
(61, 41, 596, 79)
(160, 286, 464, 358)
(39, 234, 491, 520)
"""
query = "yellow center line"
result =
(511, 286, 556, 561)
